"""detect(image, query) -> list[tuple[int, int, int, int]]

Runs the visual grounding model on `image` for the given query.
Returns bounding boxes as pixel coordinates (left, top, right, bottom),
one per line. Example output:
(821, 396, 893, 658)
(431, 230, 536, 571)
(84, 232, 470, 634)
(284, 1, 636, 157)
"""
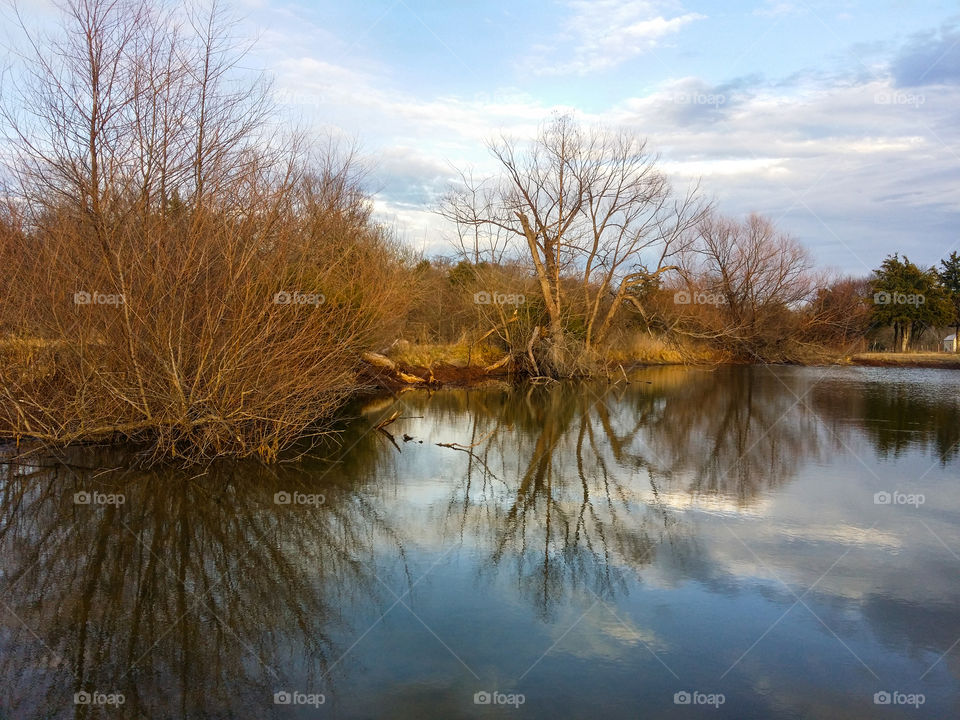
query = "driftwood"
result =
(397, 370, 426, 384)
(483, 354, 512, 372)
(362, 336, 520, 386)
(361, 351, 396, 370)
(361, 351, 425, 384)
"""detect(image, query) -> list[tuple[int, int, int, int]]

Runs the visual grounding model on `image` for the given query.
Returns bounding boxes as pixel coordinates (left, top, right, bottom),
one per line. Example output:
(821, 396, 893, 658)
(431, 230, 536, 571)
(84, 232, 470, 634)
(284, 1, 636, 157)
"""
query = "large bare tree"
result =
(442, 114, 706, 375)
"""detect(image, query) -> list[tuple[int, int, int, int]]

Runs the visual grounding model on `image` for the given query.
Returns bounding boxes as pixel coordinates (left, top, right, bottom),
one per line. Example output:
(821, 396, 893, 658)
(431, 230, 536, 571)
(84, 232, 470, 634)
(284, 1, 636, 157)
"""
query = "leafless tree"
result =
(441, 114, 706, 375)
(672, 212, 815, 359)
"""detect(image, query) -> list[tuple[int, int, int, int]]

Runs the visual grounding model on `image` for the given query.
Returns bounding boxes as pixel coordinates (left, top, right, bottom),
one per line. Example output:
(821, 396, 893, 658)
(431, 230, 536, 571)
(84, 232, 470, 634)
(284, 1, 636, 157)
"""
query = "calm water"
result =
(1, 365, 959, 719)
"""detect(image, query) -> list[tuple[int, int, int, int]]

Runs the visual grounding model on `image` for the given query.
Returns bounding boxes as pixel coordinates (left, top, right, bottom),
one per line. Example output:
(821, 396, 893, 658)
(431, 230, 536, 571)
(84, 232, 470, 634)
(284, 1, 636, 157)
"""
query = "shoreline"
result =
(842, 352, 960, 370)
(5, 353, 957, 459)
(360, 351, 960, 391)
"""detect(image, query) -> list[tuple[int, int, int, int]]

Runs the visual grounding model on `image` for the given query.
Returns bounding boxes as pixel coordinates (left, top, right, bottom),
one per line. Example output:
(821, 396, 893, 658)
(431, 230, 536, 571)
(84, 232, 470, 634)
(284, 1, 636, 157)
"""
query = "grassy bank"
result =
(847, 352, 960, 369)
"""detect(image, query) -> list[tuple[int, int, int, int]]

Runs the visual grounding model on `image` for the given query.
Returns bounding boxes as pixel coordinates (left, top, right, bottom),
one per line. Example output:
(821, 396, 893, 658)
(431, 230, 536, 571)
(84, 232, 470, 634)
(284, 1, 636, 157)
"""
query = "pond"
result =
(1, 365, 958, 719)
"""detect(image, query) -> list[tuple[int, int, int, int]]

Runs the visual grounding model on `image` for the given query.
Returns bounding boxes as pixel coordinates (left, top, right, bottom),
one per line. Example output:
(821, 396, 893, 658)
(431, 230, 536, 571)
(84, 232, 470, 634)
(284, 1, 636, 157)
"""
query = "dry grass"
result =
(387, 331, 722, 378)
(603, 330, 720, 366)
(387, 339, 504, 369)
(849, 352, 960, 369)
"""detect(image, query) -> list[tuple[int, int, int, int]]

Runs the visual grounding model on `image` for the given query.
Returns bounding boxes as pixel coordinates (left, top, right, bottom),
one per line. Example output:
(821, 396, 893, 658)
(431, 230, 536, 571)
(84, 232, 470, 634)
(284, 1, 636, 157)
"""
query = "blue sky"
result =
(10, 0, 960, 274)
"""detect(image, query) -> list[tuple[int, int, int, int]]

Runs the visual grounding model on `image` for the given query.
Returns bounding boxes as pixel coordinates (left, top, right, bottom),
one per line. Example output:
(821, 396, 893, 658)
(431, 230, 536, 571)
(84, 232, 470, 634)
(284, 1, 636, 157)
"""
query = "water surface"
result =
(1, 365, 958, 718)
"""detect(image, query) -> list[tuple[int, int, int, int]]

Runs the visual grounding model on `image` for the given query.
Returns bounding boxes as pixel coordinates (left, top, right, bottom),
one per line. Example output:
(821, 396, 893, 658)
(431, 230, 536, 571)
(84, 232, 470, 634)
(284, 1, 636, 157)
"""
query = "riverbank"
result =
(6, 336, 957, 460)
(847, 352, 960, 369)
(358, 338, 722, 389)
(360, 343, 960, 389)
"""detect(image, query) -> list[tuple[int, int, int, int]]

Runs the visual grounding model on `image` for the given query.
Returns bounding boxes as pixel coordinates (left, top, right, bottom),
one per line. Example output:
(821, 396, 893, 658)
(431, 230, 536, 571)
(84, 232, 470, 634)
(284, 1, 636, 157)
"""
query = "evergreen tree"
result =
(939, 251, 960, 351)
(870, 254, 952, 351)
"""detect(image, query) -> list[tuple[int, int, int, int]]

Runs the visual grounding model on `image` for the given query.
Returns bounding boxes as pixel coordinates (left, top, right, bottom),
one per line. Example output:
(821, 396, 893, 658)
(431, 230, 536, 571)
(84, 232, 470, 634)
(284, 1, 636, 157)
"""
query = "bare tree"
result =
(672, 213, 815, 359)
(441, 114, 705, 375)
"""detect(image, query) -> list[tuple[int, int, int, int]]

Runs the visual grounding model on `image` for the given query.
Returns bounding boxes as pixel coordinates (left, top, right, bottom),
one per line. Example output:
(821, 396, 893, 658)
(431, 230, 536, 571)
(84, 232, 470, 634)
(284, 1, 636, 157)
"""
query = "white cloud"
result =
(252, 5, 960, 272)
(602, 76, 960, 269)
(754, 1, 802, 18)
(527, 0, 705, 76)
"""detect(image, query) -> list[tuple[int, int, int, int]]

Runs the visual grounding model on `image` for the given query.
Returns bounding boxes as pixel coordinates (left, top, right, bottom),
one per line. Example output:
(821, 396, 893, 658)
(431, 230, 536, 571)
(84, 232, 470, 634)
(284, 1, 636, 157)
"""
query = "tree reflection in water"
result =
(809, 369, 960, 463)
(0, 431, 403, 719)
(401, 367, 835, 617)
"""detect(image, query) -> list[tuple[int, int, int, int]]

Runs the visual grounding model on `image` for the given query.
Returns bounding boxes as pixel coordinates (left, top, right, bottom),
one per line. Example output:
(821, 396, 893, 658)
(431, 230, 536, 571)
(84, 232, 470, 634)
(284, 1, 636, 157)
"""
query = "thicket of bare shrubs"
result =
(0, 0, 410, 461)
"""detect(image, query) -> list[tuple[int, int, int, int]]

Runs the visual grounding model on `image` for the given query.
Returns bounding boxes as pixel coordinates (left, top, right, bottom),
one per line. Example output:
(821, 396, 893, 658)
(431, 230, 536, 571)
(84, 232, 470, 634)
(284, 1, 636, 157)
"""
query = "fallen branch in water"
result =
(436, 424, 499, 450)
(374, 410, 400, 431)
(377, 427, 402, 453)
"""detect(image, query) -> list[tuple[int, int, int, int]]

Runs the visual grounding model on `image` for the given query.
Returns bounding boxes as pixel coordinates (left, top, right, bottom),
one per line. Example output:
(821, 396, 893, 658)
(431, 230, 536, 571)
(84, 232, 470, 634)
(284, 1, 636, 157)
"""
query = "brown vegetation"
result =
(848, 352, 960, 369)
(0, 0, 409, 461)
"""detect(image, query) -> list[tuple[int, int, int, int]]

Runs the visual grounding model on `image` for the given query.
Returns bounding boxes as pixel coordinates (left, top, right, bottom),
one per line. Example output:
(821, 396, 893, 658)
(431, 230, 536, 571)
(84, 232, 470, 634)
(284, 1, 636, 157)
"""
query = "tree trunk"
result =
(900, 323, 911, 352)
(517, 212, 565, 374)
